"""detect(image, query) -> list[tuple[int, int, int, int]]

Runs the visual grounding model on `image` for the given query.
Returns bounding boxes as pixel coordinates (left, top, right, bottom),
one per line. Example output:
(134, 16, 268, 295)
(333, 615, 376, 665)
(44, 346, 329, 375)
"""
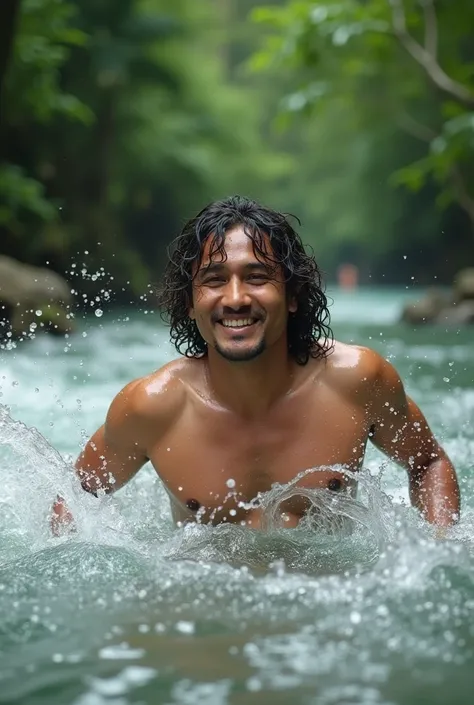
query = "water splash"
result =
(161, 467, 396, 575)
(1, 404, 474, 705)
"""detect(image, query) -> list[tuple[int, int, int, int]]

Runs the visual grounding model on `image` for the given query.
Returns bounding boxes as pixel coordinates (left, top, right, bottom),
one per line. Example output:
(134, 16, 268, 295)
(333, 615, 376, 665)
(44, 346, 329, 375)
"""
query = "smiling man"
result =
(52, 196, 460, 532)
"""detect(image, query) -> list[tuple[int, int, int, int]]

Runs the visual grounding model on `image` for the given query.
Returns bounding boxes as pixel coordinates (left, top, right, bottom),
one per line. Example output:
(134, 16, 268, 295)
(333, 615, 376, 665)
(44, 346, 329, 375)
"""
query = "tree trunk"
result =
(0, 0, 21, 129)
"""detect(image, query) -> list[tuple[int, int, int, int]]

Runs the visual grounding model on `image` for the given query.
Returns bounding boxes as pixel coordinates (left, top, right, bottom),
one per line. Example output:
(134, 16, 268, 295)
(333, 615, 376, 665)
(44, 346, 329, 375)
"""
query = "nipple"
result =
(327, 478, 342, 492)
(186, 498, 201, 512)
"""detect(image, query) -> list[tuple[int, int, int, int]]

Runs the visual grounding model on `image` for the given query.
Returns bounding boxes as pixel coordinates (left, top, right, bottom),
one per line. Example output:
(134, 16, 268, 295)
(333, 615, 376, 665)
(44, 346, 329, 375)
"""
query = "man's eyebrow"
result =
(245, 262, 274, 272)
(196, 262, 226, 276)
(195, 261, 275, 277)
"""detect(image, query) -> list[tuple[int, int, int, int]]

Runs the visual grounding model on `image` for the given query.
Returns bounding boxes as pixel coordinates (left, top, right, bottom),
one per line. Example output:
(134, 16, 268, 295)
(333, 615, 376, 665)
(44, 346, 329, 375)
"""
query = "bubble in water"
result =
(226, 479, 236, 488)
(35, 310, 42, 317)
(95, 309, 103, 318)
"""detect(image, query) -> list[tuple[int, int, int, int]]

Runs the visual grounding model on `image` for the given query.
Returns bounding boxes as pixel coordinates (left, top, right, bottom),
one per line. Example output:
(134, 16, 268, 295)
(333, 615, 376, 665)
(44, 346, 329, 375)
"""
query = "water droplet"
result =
(35, 310, 42, 316)
(226, 478, 236, 488)
(175, 621, 194, 635)
(95, 309, 103, 318)
(350, 611, 362, 624)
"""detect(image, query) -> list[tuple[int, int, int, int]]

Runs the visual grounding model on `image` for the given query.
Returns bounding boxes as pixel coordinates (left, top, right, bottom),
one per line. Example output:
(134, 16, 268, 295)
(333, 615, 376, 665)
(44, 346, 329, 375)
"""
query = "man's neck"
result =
(205, 342, 296, 418)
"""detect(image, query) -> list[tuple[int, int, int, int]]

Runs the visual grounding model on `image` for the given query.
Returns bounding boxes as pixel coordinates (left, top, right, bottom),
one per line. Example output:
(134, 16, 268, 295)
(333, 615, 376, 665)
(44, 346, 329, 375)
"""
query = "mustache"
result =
(211, 307, 264, 323)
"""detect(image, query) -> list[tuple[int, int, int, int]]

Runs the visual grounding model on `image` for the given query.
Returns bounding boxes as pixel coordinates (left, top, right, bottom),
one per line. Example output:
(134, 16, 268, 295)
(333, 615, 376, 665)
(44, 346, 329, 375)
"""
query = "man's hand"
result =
(50, 495, 76, 536)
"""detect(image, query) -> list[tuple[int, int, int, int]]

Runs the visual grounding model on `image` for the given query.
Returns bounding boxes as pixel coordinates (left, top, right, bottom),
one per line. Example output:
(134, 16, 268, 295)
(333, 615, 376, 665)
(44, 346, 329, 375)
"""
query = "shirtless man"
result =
(52, 196, 460, 533)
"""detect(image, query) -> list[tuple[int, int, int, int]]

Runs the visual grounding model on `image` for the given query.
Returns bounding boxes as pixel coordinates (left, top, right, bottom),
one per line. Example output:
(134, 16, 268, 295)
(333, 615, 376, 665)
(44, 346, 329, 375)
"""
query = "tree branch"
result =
(396, 113, 474, 230)
(388, 0, 474, 105)
(397, 111, 437, 142)
(419, 0, 438, 57)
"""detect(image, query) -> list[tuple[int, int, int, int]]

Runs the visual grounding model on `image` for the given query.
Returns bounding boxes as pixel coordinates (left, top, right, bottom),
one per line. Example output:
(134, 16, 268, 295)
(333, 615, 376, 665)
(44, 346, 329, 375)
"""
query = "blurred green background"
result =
(1, 0, 473, 304)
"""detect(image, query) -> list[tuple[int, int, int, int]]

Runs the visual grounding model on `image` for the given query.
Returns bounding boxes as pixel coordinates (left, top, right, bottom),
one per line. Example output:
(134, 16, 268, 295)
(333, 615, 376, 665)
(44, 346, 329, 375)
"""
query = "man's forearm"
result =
(409, 456, 460, 527)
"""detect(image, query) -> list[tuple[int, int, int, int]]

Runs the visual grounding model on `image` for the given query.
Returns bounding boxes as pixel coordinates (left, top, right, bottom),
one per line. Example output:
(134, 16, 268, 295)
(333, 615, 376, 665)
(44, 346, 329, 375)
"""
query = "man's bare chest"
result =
(147, 391, 370, 524)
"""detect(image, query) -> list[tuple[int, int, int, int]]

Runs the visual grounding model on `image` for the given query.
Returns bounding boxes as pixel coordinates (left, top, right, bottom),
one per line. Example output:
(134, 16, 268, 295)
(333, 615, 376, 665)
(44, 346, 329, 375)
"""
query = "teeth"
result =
(221, 318, 254, 328)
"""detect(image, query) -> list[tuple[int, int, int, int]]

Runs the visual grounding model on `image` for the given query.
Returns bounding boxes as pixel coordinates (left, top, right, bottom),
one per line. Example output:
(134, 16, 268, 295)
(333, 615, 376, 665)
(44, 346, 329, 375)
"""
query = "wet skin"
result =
(77, 349, 370, 529)
(54, 226, 459, 531)
(146, 351, 368, 528)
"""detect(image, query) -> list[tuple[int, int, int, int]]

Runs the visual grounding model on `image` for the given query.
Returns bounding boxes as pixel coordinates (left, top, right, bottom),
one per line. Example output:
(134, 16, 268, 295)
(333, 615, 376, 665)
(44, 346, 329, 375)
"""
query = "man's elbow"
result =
(76, 464, 109, 497)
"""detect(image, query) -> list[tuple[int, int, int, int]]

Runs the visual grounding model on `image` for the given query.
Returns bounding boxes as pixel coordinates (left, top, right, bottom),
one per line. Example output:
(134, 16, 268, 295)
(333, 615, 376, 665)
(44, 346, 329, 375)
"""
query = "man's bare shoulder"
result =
(106, 358, 202, 432)
(322, 340, 395, 399)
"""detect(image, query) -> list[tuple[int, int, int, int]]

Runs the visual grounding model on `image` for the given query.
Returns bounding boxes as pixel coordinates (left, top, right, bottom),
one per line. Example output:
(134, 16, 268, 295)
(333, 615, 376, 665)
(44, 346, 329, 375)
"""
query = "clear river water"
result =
(0, 287, 473, 705)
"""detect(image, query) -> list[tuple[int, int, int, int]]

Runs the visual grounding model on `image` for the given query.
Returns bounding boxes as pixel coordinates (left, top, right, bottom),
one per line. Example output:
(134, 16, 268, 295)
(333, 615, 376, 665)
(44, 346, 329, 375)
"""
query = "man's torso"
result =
(140, 343, 374, 527)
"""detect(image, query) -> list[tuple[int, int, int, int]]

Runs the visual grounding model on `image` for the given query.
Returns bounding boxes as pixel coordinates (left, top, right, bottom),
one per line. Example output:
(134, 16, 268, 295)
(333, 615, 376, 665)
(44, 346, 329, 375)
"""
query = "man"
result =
(52, 196, 460, 533)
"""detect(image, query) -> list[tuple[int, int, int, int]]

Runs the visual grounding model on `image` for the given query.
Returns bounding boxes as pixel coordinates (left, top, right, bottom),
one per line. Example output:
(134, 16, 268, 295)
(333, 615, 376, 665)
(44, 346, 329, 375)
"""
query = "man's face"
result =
(190, 225, 296, 362)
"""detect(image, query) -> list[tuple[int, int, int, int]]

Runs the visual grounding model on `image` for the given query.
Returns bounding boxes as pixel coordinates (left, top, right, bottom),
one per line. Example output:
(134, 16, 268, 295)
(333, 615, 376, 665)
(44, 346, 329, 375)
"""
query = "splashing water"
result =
(161, 466, 396, 576)
(1, 301, 474, 705)
(0, 400, 473, 705)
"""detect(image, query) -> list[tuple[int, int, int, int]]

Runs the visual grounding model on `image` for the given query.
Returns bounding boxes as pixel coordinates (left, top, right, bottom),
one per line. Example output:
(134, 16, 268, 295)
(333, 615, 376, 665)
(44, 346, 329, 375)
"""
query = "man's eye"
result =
(248, 274, 268, 283)
(204, 276, 225, 285)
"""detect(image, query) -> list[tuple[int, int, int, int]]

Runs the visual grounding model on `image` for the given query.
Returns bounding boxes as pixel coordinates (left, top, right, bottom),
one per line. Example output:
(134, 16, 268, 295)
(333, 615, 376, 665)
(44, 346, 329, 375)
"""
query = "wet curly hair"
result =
(157, 195, 334, 365)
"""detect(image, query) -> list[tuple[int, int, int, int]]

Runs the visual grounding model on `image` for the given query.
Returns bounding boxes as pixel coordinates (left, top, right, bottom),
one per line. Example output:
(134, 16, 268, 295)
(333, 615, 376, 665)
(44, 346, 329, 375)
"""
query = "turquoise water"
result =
(0, 287, 473, 705)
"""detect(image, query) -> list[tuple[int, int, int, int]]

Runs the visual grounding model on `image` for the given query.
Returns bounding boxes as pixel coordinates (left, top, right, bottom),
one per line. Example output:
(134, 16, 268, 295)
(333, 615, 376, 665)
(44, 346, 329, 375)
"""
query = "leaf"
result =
(391, 159, 430, 192)
(0, 165, 57, 222)
(250, 6, 287, 28)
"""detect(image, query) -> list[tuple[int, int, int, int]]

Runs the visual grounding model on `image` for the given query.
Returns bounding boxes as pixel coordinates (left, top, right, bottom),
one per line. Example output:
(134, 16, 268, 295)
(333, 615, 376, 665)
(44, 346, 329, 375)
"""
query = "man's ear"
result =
(288, 296, 297, 313)
(189, 308, 195, 320)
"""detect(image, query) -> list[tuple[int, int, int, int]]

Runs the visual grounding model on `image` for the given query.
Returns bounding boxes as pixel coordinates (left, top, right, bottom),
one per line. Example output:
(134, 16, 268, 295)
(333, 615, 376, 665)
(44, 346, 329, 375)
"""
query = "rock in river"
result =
(0, 255, 74, 341)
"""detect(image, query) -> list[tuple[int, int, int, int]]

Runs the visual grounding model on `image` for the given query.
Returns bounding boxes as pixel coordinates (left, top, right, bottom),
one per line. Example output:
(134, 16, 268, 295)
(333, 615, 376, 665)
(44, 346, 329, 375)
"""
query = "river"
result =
(0, 287, 473, 705)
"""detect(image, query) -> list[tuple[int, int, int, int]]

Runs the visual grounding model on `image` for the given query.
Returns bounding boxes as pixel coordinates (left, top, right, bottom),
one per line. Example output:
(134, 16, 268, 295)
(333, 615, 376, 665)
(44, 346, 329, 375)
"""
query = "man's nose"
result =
(222, 276, 251, 309)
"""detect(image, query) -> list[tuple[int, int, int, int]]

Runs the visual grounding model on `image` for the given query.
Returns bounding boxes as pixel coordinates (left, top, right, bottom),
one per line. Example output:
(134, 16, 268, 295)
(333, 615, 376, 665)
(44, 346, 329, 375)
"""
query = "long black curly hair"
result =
(157, 195, 334, 365)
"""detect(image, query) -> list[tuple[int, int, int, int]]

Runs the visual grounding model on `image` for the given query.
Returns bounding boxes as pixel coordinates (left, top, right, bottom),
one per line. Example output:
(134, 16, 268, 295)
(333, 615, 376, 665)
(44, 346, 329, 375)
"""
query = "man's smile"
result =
(218, 317, 258, 329)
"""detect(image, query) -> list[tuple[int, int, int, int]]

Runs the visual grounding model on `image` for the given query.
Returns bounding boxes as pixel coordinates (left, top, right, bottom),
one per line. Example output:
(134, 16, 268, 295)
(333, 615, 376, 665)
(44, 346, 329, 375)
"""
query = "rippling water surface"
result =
(0, 287, 473, 705)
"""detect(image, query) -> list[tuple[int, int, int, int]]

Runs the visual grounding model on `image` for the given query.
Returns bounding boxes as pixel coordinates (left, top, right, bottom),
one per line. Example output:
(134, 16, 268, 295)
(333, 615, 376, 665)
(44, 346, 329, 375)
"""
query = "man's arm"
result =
(76, 381, 149, 496)
(366, 352, 460, 527)
(51, 379, 149, 534)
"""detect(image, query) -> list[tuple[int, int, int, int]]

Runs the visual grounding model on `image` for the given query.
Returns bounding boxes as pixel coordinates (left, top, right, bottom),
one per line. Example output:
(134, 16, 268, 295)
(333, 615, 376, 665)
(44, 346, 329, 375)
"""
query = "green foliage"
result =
(1, 0, 293, 300)
(5, 0, 91, 123)
(1, 0, 92, 242)
(248, 0, 474, 280)
(2, 0, 473, 295)
(250, 0, 474, 198)
(0, 164, 56, 228)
